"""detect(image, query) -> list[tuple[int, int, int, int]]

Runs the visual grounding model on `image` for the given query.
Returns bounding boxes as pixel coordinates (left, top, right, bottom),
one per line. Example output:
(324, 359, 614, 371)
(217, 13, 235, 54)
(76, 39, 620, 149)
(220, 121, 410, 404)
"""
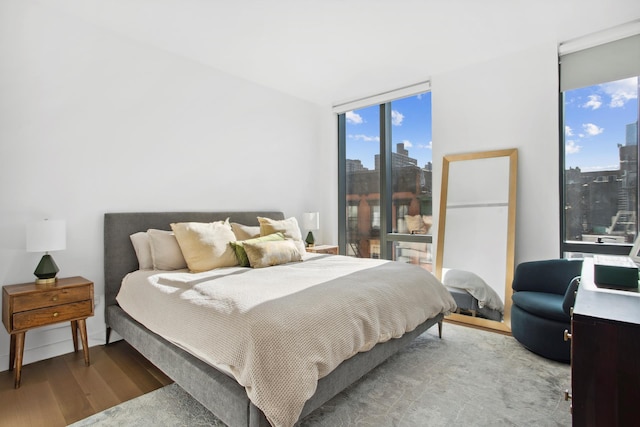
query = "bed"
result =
(441, 268, 504, 322)
(104, 211, 456, 427)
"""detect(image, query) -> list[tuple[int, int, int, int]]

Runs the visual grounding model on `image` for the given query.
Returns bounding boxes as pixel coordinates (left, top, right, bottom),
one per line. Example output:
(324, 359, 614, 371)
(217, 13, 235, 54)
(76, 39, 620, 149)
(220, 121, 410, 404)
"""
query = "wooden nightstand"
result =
(2, 276, 94, 388)
(306, 245, 339, 255)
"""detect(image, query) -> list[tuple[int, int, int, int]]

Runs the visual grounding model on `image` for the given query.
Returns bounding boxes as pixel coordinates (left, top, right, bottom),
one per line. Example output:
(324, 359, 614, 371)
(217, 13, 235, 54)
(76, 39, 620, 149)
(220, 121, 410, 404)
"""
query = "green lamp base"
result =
(305, 231, 315, 247)
(34, 253, 59, 284)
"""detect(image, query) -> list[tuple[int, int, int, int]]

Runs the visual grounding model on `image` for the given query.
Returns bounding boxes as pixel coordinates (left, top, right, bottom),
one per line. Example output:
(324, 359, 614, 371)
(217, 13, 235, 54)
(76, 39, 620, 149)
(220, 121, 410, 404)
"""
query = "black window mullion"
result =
(379, 103, 393, 260)
(337, 113, 346, 255)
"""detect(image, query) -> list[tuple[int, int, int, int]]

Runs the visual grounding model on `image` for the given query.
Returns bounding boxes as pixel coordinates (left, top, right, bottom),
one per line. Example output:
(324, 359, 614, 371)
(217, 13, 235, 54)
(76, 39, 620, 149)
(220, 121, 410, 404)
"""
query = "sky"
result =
(564, 77, 639, 172)
(345, 92, 432, 170)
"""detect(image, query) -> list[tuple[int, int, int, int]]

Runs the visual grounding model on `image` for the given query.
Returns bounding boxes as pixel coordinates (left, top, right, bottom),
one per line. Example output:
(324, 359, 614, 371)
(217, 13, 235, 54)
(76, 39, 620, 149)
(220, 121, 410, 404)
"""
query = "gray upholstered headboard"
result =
(103, 211, 285, 311)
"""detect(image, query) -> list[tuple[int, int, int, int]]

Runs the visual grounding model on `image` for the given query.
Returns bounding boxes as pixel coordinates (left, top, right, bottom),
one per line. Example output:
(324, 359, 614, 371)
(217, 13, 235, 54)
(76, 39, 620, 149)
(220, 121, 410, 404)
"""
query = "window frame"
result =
(559, 28, 640, 257)
(559, 74, 640, 257)
(338, 98, 433, 261)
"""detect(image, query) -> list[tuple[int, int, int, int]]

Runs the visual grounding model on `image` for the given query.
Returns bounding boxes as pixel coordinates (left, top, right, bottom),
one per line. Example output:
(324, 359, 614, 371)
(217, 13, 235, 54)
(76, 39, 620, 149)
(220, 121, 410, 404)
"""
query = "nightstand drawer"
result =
(306, 245, 339, 255)
(12, 300, 93, 330)
(12, 286, 92, 312)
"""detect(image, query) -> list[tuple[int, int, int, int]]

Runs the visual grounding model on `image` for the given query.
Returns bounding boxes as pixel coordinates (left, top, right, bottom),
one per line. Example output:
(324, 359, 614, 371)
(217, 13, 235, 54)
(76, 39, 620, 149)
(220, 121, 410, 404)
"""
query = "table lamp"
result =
(26, 219, 66, 284)
(302, 212, 319, 247)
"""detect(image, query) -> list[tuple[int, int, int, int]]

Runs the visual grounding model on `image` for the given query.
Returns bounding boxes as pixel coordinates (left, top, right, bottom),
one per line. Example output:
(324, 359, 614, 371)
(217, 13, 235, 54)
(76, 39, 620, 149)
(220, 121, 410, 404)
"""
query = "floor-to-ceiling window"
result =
(560, 31, 640, 256)
(342, 104, 381, 258)
(337, 85, 433, 269)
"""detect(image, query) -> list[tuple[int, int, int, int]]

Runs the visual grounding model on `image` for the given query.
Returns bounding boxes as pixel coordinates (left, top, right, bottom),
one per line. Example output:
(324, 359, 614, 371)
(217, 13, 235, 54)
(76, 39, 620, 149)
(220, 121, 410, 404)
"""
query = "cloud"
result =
(565, 126, 574, 136)
(420, 141, 433, 150)
(401, 139, 413, 148)
(391, 110, 404, 126)
(349, 134, 380, 142)
(601, 77, 638, 108)
(582, 123, 603, 136)
(565, 140, 581, 154)
(581, 164, 620, 172)
(345, 111, 363, 124)
(583, 94, 602, 110)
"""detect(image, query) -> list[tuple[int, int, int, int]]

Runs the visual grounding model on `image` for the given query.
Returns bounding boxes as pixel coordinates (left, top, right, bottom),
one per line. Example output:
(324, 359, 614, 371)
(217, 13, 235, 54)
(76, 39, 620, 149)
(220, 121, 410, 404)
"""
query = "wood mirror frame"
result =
(435, 149, 517, 333)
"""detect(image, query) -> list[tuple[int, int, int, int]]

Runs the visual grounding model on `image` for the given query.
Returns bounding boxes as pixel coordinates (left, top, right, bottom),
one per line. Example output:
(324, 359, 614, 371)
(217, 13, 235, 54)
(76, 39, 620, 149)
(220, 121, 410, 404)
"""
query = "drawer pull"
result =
(564, 329, 572, 341)
(52, 296, 58, 302)
(53, 312, 59, 318)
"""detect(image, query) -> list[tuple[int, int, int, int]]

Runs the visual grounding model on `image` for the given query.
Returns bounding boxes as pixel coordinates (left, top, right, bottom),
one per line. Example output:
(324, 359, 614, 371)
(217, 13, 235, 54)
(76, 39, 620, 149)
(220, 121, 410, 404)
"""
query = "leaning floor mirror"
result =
(435, 149, 517, 333)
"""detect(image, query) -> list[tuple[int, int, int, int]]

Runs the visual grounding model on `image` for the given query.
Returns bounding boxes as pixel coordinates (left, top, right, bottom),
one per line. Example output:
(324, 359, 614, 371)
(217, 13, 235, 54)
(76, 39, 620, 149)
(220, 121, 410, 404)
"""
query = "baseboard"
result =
(0, 327, 107, 373)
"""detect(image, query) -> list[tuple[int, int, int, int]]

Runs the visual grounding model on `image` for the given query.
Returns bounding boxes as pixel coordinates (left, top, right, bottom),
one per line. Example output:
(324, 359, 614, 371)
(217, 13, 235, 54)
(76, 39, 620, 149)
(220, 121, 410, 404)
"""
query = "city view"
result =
(346, 93, 433, 170)
(345, 93, 433, 266)
(563, 76, 639, 244)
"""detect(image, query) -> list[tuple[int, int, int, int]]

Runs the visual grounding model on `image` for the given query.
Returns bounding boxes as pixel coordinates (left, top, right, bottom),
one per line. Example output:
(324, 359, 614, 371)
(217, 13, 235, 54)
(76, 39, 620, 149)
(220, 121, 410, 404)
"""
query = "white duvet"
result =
(117, 254, 456, 427)
(442, 268, 504, 312)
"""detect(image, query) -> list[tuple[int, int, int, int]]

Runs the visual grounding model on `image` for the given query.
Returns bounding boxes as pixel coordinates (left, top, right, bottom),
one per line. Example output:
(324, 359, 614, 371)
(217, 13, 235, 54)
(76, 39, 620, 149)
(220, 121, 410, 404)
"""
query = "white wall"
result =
(0, 2, 562, 373)
(0, 2, 330, 370)
(432, 42, 561, 264)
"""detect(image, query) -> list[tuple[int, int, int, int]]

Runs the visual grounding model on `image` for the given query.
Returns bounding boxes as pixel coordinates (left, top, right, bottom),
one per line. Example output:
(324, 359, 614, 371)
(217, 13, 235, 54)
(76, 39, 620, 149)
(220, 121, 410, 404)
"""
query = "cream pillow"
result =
(229, 232, 286, 267)
(422, 215, 433, 233)
(405, 214, 431, 234)
(147, 229, 188, 270)
(130, 232, 153, 270)
(243, 239, 302, 268)
(257, 216, 306, 255)
(171, 220, 238, 273)
(231, 222, 261, 241)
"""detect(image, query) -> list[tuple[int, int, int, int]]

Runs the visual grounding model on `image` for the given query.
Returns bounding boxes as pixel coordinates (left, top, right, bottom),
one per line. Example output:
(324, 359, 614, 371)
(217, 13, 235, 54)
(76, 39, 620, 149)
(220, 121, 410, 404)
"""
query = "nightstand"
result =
(306, 245, 339, 255)
(2, 276, 94, 388)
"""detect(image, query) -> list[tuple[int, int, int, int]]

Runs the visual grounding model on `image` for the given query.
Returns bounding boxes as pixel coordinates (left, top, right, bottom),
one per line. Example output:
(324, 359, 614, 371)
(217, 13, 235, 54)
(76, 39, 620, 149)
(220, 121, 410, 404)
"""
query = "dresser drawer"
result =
(12, 285, 92, 312)
(12, 300, 93, 330)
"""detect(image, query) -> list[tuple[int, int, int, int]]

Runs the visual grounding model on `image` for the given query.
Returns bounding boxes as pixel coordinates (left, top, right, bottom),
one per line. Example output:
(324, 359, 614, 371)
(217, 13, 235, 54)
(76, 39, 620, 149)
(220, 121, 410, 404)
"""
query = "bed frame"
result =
(447, 287, 503, 322)
(104, 211, 444, 427)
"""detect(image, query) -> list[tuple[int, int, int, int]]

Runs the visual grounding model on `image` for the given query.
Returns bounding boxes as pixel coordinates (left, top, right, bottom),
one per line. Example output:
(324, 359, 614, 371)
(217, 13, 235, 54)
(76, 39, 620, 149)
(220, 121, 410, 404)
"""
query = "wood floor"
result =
(0, 341, 173, 426)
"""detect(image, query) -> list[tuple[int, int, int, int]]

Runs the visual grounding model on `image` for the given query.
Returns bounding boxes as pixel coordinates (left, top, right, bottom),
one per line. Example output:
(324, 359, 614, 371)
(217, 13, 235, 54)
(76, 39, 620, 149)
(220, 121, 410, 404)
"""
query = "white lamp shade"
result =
(302, 212, 320, 230)
(26, 219, 66, 252)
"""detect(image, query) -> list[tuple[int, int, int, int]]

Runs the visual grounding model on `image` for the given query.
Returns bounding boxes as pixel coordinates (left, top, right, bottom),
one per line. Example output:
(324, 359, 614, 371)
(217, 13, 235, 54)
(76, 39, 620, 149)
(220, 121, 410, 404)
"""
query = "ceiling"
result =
(47, 0, 640, 106)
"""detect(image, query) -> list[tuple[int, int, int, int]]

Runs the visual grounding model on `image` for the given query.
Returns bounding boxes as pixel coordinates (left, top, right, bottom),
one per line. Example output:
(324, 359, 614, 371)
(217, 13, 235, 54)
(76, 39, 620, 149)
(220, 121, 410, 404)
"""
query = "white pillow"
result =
(231, 222, 261, 241)
(147, 229, 188, 271)
(257, 216, 306, 255)
(405, 214, 432, 234)
(171, 220, 239, 273)
(130, 232, 153, 270)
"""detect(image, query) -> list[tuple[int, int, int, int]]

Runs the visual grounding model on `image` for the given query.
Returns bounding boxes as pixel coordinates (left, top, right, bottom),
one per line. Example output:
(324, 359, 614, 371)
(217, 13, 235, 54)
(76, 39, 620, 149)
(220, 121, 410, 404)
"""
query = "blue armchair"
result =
(511, 259, 583, 362)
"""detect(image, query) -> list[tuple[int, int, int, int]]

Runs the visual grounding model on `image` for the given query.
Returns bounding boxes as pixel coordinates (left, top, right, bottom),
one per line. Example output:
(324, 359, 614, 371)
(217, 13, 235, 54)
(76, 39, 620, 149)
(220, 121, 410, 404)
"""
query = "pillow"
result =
(231, 222, 261, 241)
(170, 220, 238, 273)
(243, 239, 302, 268)
(257, 216, 306, 255)
(405, 214, 428, 234)
(130, 232, 153, 270)
(147, 229, 188, 270)
(422, 215, 433, 232)
(229, 232, 286, 267)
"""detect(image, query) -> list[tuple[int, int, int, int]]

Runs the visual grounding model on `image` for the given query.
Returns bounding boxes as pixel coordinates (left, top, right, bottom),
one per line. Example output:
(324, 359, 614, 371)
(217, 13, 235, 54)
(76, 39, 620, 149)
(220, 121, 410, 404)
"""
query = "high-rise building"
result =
(374, 143, 418, 170)
(565, 121, 638, 243)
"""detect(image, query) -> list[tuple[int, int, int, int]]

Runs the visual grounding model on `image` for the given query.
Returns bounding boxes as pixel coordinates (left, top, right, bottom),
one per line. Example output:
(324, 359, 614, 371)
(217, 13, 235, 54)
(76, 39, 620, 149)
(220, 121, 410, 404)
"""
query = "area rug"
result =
(70, 323, 572, 426)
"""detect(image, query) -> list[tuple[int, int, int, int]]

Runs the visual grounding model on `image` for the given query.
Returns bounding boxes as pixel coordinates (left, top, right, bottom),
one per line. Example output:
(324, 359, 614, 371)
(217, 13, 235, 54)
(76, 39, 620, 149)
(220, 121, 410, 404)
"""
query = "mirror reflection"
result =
(435, 149, 517, 332)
